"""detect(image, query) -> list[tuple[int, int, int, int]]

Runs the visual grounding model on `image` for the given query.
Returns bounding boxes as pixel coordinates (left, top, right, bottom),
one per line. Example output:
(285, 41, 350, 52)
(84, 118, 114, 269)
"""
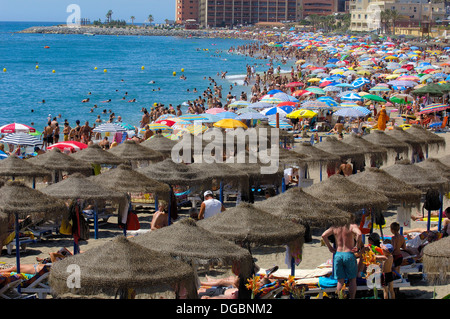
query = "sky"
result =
(0, 0, 175, 23)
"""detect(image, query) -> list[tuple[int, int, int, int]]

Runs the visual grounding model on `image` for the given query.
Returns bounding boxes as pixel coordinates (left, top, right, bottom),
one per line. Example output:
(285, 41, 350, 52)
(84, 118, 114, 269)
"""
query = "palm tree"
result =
(308, 14, 321, 32)
(130, 16, 136, 25)
(389, 9, 400, 35)
(147, 14, 154, 26)
(106, 10, 113, 23)
(380, 9, 391, 34)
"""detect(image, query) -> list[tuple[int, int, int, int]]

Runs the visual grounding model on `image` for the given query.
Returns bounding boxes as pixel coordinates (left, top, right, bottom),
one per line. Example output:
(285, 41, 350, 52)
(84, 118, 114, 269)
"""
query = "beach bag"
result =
(126, 211, 140, 231)
(423, 189, 441, 213)
(59, 218, 72, 236)
(78, 213, 90, 241)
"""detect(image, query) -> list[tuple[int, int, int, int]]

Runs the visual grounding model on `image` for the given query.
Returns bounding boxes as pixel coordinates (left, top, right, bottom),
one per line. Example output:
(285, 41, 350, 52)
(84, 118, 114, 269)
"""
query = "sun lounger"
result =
(20, 265, 51, 299)
(0, 275, 23, 299)
(6, 237, 37, 255)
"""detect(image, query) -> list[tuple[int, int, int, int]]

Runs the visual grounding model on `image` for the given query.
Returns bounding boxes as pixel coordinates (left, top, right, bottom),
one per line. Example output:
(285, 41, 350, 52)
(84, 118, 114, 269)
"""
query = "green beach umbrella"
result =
(363, 94, 386, 102)
(305, 87, 326, 95)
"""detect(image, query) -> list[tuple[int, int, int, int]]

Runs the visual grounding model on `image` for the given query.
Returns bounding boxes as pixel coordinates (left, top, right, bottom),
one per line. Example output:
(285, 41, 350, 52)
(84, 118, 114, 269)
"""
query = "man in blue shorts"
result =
(322, 220, 362, 299)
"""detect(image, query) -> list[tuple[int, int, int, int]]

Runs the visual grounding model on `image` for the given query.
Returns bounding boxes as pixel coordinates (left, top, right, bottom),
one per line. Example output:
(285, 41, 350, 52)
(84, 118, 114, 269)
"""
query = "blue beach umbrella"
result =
(215, 111, 237, 119)
(333, 107, 368, 118)
(341, 92, 363, 101)
(0, 150, 7, 160)
(351, 77, 370, 88)
(262, 105, 295, 116)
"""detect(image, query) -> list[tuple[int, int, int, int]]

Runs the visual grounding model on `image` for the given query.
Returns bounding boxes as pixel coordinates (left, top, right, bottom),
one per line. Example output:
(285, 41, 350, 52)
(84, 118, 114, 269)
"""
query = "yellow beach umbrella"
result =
(308, 78, 321, 82)
(213, 119, 248, 129)
(386, 74, 400, 79)
(286, 109, 317, 119)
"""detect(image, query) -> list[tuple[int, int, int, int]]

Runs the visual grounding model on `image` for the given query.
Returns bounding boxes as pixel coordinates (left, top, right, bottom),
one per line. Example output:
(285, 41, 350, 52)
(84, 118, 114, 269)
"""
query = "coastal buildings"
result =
(197, 0, 303, 28)
(176, 0, 200, 25)
(349, 0, 447, 32)
(302, 0, 338, 17)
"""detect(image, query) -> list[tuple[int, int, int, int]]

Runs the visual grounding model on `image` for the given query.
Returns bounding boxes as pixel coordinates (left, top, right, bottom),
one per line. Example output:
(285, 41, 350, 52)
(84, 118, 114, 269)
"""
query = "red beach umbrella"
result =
(0, 123, 36, 134)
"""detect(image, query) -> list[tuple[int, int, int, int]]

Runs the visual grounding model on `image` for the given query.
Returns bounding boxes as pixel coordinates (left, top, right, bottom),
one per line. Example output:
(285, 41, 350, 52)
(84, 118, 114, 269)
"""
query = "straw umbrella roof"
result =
(438, 154, 450, 167)
(362, 130, 410, 155)
(342, 133, 388, 163)
(89, 164, 171, 198)
(131, 218, 254, 276)
(107, 140, 165, 163)
(303, 174, 390, 213)
(70, 143, 125, 165)
(140, 135, 178, 158)
(415, 158, 450, 181)
(197, 202, 305, 246)
(254, 187, 353, 229)
(41, 173, 127, 202)
(265, 147, 312, 167)
(422, 236, 450, 285)
(315, 136, 366, 165)
(190, 161, 250, 193)
(137, 158, 212, 188)
(0, 181, 66, 216)
(27, 148, 93, 175)
(382, 160, 448, 192)
(291, 142, 341, 166)
(386, 126, 427, 149)
(255, 121, 294, 143)
(225, 156, 284, 186)
(405, 124, 446, 151)
(0, 155, 52, 178)
(347, 167, 422, 205)
(49, 236, 196, 296)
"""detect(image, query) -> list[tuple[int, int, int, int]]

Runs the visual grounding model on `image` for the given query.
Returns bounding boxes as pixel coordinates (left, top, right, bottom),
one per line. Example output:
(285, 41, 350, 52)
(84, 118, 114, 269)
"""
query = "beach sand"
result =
(1, 127, 449, 300)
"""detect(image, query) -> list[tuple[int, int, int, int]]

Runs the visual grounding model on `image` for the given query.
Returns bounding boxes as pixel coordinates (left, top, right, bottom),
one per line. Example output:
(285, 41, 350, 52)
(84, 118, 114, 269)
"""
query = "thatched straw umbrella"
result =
(405, 124, 446, 155)
(190, 162, 250, 201)
(197, 202, 306, 277)
(0, 155, 52, 188)
(70, 143, 125, 166)
(416, 158, 450, 181)
(439, 154, 450, 167)
(41, 173, 127, 240)
(316, 136, 366, 164)
(386, 126, 427, 161)
(303, 174, 389, 213)
(291, 142, 341, 181)
(27, 148, 93, 182)
(89, 164, 171, 234)
(342, 133, 388, 167)
(0, 181, 67, 275)
(107, 140, 165, 166)
(137, 158, 212, 189)
(382, 160, 448, 192)
(347, 167, 422, 206)
(137, 158, 214, 223)
(140, 134, 178, 159)
(422, 236, 450, 285)
(49, 236, 197, 299)
(254, 187, 353, 230)
(254, 121, 295, 147)
(362, 130, 410, 159)
(131, 218, 254, 299)
(89, 164, 171, 198)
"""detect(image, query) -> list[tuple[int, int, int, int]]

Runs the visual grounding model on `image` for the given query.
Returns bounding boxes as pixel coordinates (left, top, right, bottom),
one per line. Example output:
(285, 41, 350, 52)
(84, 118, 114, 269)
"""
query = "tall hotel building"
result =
(177, 0, 303, 28)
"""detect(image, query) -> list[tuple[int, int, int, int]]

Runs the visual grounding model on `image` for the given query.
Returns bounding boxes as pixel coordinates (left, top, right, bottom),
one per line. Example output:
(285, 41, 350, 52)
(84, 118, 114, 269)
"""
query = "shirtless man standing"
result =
(322, 220, 362, 299)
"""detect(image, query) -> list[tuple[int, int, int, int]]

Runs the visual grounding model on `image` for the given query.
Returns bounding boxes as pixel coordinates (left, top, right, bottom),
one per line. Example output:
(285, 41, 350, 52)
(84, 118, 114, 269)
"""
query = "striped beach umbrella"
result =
(228, 101, 251, 108)
(333, 107, 368, 118)
(0, 123, 36, 134)
(1, 132, 43, 146)
(47, 141, 88, 152)
(370, 86, 391, 92)
(260, 96, 284, 104)
(178, 114, 209, 121)
(93, 123, 127, 133)
(172, 120, 193, 131)
(156, 114, 176, 121)
(419, 103, 450, 114)
(268, 120, 292, 129)
(147, 123, 173, 132)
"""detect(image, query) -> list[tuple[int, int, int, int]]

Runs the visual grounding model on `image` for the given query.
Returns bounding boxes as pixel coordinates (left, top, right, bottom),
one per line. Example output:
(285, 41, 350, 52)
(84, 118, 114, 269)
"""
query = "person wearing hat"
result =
(198, 190, 225, 220)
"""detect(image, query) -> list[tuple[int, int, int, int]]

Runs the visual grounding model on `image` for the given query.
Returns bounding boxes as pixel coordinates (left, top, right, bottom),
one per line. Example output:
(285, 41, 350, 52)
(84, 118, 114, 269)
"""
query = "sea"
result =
(0, 21, 292, 133)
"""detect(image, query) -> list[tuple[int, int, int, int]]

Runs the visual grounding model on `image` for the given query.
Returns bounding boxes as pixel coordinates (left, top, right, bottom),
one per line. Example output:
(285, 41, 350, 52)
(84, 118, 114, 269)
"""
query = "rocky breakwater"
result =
(18, 25, 209, 38)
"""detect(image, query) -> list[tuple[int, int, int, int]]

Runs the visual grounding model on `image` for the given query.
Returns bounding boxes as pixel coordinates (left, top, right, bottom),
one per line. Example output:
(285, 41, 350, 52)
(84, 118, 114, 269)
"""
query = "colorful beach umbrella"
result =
(147, 123, 173, 132)
(418, 104, 450, 114)
(47, 141, 88, 152)
(205, 107, 227, 114)
(213, 119, 248, 129)
(0, 123, 36, 134)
